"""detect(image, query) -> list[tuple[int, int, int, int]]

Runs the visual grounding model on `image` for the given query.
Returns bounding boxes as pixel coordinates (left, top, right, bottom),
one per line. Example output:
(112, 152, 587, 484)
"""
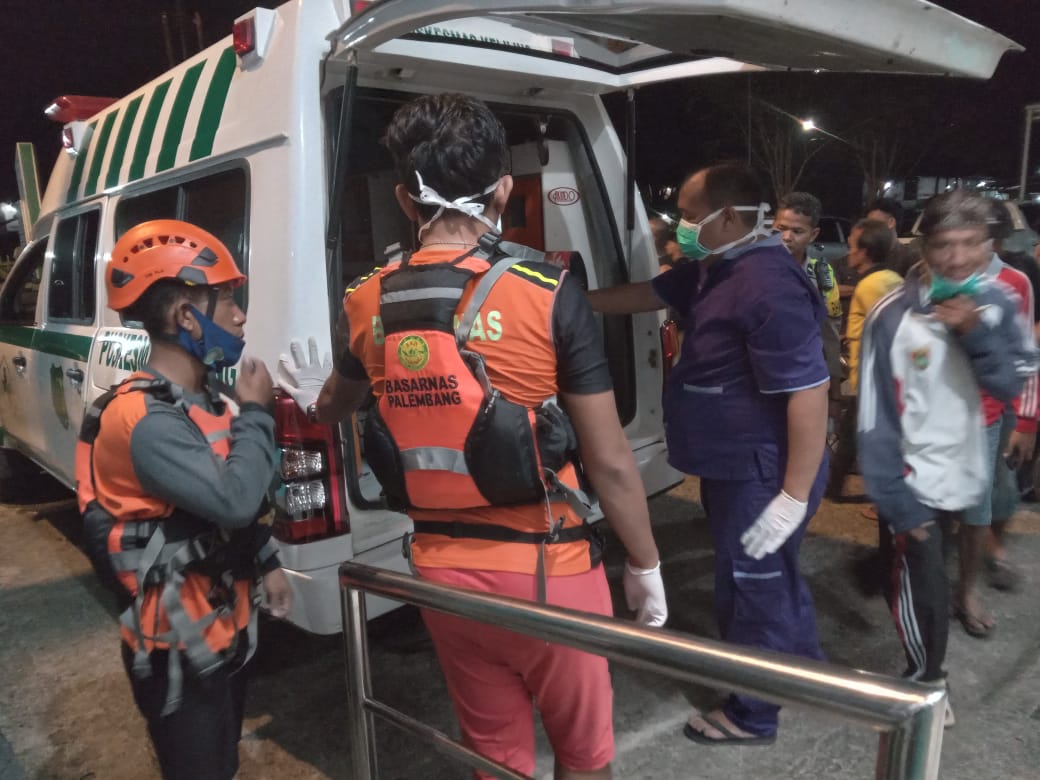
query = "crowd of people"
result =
(646, 177, 1038, 737)
(79, 90, 1039, 779)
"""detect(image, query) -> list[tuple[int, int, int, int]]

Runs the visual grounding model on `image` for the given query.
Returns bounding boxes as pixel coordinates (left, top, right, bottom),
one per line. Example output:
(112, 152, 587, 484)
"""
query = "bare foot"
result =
(952, 594, 995, 638)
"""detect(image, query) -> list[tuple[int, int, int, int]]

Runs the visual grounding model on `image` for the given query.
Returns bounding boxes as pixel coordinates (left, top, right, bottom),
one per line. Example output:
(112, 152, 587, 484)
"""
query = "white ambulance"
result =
(0, 0, 1017, 634)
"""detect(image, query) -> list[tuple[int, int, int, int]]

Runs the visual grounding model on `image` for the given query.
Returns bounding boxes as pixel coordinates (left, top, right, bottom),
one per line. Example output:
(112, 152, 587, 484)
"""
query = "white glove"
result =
(277, 337, 332, 413)
(740, 490, 808, 560)
(623, 560, 668, 627)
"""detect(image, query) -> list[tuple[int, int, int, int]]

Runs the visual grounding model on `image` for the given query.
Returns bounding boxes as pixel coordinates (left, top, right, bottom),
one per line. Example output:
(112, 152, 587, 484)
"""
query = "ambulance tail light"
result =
(660, 319, 679, 384)
(271, 393, 349, 543)
(350, 1, 374, 14)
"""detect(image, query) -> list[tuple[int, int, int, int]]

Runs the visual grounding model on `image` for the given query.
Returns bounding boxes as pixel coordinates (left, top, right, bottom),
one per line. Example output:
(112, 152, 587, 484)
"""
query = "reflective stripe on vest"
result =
(400, 447, 470, 475)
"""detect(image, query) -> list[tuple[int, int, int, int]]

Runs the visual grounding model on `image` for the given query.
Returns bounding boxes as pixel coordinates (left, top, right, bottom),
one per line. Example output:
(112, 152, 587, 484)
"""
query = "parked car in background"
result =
(1017, 200, 1040, 233)
(812, 215, 853, 263)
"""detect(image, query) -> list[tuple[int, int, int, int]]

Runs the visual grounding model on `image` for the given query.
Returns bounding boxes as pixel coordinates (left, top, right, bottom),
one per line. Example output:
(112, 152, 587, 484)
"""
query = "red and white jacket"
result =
(981, 254, 1038, 433)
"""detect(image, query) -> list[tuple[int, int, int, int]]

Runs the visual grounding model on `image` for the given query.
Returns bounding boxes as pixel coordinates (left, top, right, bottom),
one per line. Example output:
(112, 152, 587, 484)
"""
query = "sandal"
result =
(951, 604, 995, 639)
(683, 711, 776, 746)
(987, 558, 1020, 592)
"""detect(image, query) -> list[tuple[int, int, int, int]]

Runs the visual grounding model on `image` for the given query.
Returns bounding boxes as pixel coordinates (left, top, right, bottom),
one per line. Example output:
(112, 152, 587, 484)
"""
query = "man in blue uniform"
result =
(590, 162, 830, 745)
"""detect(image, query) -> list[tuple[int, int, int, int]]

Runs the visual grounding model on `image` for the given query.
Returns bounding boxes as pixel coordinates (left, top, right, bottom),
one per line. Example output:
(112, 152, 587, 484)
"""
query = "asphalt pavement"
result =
(1, 476, 1038, 779)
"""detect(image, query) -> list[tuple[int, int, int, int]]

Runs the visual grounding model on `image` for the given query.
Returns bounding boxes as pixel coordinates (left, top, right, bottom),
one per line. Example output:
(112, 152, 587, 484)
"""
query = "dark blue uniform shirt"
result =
(652, 235, 829, 480)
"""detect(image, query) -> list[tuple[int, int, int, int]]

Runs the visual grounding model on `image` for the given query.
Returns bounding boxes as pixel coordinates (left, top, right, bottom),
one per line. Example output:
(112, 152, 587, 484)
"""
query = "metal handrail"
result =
(340, 561, 946, 780)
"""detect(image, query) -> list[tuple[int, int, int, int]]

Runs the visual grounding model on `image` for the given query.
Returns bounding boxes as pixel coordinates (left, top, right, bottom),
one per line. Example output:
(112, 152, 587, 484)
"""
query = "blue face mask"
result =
(177, 305, 245, 370)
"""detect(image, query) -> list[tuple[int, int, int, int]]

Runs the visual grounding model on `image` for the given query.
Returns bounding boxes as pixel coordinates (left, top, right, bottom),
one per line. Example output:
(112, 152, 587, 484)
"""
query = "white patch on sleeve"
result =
(978, 304, 1003, 329)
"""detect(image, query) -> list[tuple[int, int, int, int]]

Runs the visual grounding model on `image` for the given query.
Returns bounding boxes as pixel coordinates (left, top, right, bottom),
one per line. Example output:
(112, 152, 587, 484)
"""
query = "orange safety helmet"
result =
(106, 219, 245, 312)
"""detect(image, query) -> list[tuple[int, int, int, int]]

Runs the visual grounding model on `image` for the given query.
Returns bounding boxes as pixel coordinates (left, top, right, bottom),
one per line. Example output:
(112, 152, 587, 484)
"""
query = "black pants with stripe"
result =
(886, 515, 950, 683)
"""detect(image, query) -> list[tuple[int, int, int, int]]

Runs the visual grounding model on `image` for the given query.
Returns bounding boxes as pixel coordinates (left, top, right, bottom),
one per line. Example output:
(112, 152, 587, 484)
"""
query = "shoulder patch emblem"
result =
(397, 335, 430, 371)
(910, 346, 930, 371)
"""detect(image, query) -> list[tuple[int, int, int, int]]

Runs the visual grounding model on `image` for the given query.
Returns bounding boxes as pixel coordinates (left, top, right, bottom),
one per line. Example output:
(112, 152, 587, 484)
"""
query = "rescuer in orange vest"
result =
(278, 93, 666, 780)
(76, 219, 292, 780)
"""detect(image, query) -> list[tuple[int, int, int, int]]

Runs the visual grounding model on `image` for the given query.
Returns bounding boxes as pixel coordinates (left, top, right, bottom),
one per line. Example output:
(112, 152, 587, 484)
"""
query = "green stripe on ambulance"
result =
(67, 45, 237, 202)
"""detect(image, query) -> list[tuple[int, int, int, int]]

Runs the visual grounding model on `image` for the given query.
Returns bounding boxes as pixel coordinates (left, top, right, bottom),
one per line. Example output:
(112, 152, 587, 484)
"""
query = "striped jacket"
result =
(980, 254, 1038, 431)
(857, 266, 1038, 532)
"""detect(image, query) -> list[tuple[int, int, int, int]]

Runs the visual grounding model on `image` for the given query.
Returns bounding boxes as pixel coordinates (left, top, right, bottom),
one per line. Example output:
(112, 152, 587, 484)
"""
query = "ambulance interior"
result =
(327, 88, 636, 506)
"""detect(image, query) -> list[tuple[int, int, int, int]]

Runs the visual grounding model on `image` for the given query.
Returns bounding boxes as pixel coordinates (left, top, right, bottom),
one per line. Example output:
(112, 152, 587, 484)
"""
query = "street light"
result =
(798, 116, 854, 147)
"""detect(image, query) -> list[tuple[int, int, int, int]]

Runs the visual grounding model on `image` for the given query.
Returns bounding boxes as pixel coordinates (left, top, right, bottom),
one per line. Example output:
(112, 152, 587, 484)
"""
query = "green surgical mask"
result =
(929, 272, 982, 303)
(675, 203, 771, 260)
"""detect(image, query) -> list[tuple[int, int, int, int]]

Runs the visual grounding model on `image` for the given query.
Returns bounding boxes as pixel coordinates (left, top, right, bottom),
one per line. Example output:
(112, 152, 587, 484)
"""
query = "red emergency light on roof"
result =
(44, 96, 117, 124)
(233, 8, 276, 69)
(233, 18, 255, 55)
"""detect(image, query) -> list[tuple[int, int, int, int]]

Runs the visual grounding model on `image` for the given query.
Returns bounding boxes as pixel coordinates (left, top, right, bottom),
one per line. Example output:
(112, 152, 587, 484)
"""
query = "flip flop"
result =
(683, 713, 777, 746)
(987, 558, 1020, 592)
(951, 604, 995, 639)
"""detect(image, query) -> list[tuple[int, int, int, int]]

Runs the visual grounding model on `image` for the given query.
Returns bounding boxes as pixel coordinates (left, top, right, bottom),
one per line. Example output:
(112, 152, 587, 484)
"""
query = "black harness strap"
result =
(412, 519, 591, 545)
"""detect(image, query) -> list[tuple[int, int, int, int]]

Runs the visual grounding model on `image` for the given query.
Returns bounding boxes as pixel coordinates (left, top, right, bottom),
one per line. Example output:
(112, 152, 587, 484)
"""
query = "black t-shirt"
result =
(335, 270, 613, 395)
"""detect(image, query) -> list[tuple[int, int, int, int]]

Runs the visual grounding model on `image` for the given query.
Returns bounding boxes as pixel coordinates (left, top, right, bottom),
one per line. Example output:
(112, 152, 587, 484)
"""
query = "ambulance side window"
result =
(48, 210, 100, 324)
(0, 243, 44, 324)
(115, 167, 248, 308)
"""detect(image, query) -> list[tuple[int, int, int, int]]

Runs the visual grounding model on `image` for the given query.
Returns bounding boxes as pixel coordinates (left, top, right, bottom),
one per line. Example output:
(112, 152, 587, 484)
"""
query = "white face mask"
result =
(409, 170, 501, 239)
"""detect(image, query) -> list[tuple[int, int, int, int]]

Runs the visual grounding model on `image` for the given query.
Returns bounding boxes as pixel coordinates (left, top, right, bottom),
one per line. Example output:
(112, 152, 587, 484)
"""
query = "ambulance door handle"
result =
(12, 355, 26, 374)
(66, 367, 84, 384)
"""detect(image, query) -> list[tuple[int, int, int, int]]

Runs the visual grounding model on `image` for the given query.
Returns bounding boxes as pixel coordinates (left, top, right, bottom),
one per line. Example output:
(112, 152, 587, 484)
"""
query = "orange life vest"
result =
(345, 235, 599, 580)
(76, 373, 275, 714)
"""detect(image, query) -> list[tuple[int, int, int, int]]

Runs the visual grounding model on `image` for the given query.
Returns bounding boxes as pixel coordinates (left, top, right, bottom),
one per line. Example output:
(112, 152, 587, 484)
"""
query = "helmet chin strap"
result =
(203, 286, 220, 319)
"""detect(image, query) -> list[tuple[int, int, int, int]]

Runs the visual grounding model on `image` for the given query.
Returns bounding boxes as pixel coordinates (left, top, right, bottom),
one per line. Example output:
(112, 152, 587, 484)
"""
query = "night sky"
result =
(1, 1, 1038, 223)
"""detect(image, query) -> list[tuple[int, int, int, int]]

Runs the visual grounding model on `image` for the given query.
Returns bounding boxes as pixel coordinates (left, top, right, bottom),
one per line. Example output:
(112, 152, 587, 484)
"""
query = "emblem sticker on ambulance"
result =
(398, 335, 430, 371)
(547, 187, 580, 206)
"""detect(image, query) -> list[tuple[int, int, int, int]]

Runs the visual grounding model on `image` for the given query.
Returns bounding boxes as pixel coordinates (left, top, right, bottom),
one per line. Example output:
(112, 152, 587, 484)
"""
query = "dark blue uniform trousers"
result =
(700, 458, 827, 737)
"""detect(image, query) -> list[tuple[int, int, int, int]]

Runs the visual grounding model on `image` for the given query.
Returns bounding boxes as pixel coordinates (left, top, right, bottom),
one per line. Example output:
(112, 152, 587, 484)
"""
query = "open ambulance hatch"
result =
(330, 0, 1021, 94)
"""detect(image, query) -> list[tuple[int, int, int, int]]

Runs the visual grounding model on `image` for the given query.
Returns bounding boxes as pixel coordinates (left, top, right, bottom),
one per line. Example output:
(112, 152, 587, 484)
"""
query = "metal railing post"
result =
(875, 691, 946, 780)
(341, 584, 377, 780)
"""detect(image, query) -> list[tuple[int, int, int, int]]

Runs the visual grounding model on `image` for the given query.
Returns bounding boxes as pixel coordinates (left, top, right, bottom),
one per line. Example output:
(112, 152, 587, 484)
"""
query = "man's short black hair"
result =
(692, 162, 769, 228)
(777, 192, 822, 228)
(866, 197, 904, 226)
(852, 218, 895, 266)
(123, 280, 210, 338)
(383, 93, 510, 222)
